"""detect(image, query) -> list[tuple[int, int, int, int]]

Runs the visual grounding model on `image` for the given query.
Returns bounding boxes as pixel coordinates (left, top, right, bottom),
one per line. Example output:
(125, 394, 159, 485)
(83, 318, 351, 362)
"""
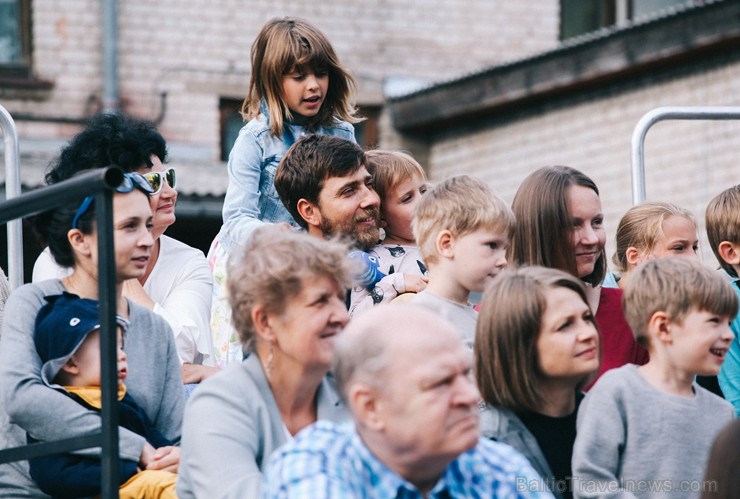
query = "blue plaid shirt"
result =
(261, 421, 553, 498)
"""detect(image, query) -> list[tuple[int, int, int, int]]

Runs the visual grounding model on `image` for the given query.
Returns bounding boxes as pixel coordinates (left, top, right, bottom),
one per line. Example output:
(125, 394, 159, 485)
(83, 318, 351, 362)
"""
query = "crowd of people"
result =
(0, 15, 738, 499)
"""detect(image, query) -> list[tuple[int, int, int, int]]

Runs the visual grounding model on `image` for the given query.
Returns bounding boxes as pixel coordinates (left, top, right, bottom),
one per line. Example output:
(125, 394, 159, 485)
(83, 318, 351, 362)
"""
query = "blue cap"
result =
(34, 292, 127, 385)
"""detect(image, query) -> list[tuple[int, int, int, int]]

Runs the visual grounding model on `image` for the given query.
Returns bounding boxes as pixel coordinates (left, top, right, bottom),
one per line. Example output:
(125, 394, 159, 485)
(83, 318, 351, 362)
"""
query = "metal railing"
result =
(0, 167, 124, 498)
(630, 106, 740, 205)
(1, 105, 23, 289)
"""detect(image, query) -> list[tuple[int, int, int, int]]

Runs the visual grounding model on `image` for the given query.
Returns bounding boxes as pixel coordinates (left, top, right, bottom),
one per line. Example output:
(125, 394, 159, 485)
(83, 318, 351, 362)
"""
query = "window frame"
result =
(0, 0, 32, 79)
(560, 0, 699, 41)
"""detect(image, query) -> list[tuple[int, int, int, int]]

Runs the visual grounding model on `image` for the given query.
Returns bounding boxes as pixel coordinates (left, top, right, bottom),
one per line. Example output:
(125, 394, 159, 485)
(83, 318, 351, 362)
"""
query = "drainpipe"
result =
(101, 0, 119, 113)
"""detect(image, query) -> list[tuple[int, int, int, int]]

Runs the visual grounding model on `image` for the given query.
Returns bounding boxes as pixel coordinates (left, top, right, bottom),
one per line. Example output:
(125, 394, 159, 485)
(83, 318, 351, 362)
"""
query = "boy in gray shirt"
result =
(572, 257, 736, 499)
(410, 175, 515, 348)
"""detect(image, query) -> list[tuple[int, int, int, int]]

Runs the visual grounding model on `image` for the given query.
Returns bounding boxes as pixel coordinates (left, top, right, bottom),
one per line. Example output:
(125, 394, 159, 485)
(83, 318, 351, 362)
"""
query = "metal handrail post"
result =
(630, 106, 740, 205)
(0, 167, 123, 498)
(0, 105, 23, 289)
(96, 187, 119, 498)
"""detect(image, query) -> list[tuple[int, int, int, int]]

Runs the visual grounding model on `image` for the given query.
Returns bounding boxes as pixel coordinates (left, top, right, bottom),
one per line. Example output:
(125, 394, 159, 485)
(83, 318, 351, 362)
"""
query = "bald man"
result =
(261, 304, 551, 498)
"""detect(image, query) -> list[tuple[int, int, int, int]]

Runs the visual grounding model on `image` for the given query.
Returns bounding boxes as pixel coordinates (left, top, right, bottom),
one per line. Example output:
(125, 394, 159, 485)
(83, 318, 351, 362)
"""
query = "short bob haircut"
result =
(365, 149, 427, 204)
(509, 165, 607, 285)
(227, 225, 354, 353)
(706, 184, 740, 278)
(412, 175, 515, 265)
(612, 201, 697, 274)
(475, 265, 598, 413)
(243, 17, 361, 136)
(622, 257, 738, 348)
(274, 134, 367, 230)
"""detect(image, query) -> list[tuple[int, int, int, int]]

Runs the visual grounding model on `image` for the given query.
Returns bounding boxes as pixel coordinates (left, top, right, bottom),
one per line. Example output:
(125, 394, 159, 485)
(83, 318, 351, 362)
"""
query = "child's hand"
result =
(403, 274, 429, 293)
(146, 445, 181, 473)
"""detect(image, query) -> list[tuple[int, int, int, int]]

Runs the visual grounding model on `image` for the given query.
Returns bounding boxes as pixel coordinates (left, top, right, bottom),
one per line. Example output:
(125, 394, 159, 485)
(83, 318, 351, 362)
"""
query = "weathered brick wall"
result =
(6, 0, 558, 159)
(424, 59, 740, 269)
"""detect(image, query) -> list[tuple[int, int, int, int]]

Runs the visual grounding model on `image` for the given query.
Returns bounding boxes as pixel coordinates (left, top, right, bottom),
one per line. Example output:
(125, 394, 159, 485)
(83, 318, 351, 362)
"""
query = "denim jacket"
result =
(218, 108, 355, 253)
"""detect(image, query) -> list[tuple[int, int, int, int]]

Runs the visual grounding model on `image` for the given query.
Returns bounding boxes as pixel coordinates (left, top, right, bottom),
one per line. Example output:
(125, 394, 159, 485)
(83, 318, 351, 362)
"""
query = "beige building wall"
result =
(5, 0, 559, 163)
(424, 59, 740, 270)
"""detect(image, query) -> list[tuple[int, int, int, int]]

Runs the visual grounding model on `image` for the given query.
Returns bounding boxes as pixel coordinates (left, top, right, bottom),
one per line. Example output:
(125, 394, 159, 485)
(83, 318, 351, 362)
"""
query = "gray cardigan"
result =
(177, 354, 349, 499)
(480, 404, 564, 499)
(0, 279, 185, 498)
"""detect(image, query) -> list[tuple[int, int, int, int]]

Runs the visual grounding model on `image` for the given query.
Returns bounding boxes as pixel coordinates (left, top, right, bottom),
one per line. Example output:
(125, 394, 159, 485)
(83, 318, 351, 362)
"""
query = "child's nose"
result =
(305, 73, 319, 89)
(721, 324, 734, 342)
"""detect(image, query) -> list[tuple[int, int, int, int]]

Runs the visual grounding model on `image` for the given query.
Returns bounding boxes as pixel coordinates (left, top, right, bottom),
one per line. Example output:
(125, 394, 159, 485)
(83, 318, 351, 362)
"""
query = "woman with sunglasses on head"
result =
(0, 174, 185, 494)
(32, 113, 217, 385)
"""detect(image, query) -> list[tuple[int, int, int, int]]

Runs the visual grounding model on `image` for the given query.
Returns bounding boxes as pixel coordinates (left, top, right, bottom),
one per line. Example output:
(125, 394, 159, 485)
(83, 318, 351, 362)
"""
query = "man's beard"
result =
(319, 207, 380, 251)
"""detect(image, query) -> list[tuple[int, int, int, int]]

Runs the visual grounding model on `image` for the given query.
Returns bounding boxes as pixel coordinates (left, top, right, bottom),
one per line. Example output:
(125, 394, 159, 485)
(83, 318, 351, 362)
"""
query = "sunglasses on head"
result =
(71, 173, 156, 229)
(141, 168, 177, 194)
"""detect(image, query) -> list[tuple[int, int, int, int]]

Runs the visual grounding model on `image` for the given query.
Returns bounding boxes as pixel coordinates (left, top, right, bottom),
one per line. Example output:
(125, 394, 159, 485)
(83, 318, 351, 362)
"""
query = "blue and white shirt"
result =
(261, 420, 553, 498)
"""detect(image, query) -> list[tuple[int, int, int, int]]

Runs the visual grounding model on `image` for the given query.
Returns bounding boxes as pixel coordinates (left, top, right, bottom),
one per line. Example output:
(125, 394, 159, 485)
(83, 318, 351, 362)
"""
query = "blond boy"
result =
(572, 257, 736, 499)
(411, 174, 515, 348)
(706, 184, 740, 415)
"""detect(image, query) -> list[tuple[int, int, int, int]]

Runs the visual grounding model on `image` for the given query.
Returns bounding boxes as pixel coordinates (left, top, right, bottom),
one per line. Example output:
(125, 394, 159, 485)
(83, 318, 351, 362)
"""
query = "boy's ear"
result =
(435, 230, 455, 259)
(60, 357, 80, 376)
(296, 199, 319, 228)
(717, 241, 740, 266)
(648, 311, 672, 344)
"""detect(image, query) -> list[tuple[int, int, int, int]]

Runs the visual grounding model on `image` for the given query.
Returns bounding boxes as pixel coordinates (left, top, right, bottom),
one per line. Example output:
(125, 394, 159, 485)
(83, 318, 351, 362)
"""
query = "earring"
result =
(265, 341, 275, 378)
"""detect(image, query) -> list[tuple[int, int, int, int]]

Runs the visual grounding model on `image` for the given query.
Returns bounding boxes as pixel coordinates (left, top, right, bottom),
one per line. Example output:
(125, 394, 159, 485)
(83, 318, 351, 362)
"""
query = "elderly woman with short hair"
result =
(177, 226, 353, 498)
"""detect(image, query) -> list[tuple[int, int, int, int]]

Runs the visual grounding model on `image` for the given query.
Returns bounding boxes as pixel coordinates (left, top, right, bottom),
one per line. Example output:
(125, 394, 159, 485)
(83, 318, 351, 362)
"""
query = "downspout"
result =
(101, 0, 119, 113)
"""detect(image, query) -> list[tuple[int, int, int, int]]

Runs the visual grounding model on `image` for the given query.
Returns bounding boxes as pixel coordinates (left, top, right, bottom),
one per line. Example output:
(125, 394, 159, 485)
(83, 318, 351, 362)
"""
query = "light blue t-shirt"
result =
(718, 271, 740, 416)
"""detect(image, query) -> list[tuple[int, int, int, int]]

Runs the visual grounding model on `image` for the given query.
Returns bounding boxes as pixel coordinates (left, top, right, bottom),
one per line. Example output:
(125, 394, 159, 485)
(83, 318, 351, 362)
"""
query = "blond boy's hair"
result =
(706, 184, 740, 278)
(412, 175, 515, 265)
(366, 150, 426, 203)
(622, 257, 738, 347)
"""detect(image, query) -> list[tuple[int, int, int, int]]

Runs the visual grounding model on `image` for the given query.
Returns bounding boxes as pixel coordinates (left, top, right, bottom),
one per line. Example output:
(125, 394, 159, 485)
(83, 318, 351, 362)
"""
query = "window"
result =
(219, 98, 382, 161)
(0, 0, 32, 78)
(561, 0, 697, 40)
(355, 105, 381, 150)
(219, 98, 243, 162)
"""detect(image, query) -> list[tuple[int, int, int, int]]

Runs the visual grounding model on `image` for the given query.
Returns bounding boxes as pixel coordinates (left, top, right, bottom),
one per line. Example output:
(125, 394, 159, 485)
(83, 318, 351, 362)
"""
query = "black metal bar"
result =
(0, 434, 102, 464)
(0, 166, 125, 496)
(96, 189, 120, 498)
(0, 167, 124, 225)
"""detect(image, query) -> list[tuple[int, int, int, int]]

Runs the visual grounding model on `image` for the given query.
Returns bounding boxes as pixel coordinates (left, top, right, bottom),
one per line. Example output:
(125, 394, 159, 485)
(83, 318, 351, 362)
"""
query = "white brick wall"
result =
(8, 0, 740, 272)
(425, 59, 740, 270)
(4, 0, 558, 158)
